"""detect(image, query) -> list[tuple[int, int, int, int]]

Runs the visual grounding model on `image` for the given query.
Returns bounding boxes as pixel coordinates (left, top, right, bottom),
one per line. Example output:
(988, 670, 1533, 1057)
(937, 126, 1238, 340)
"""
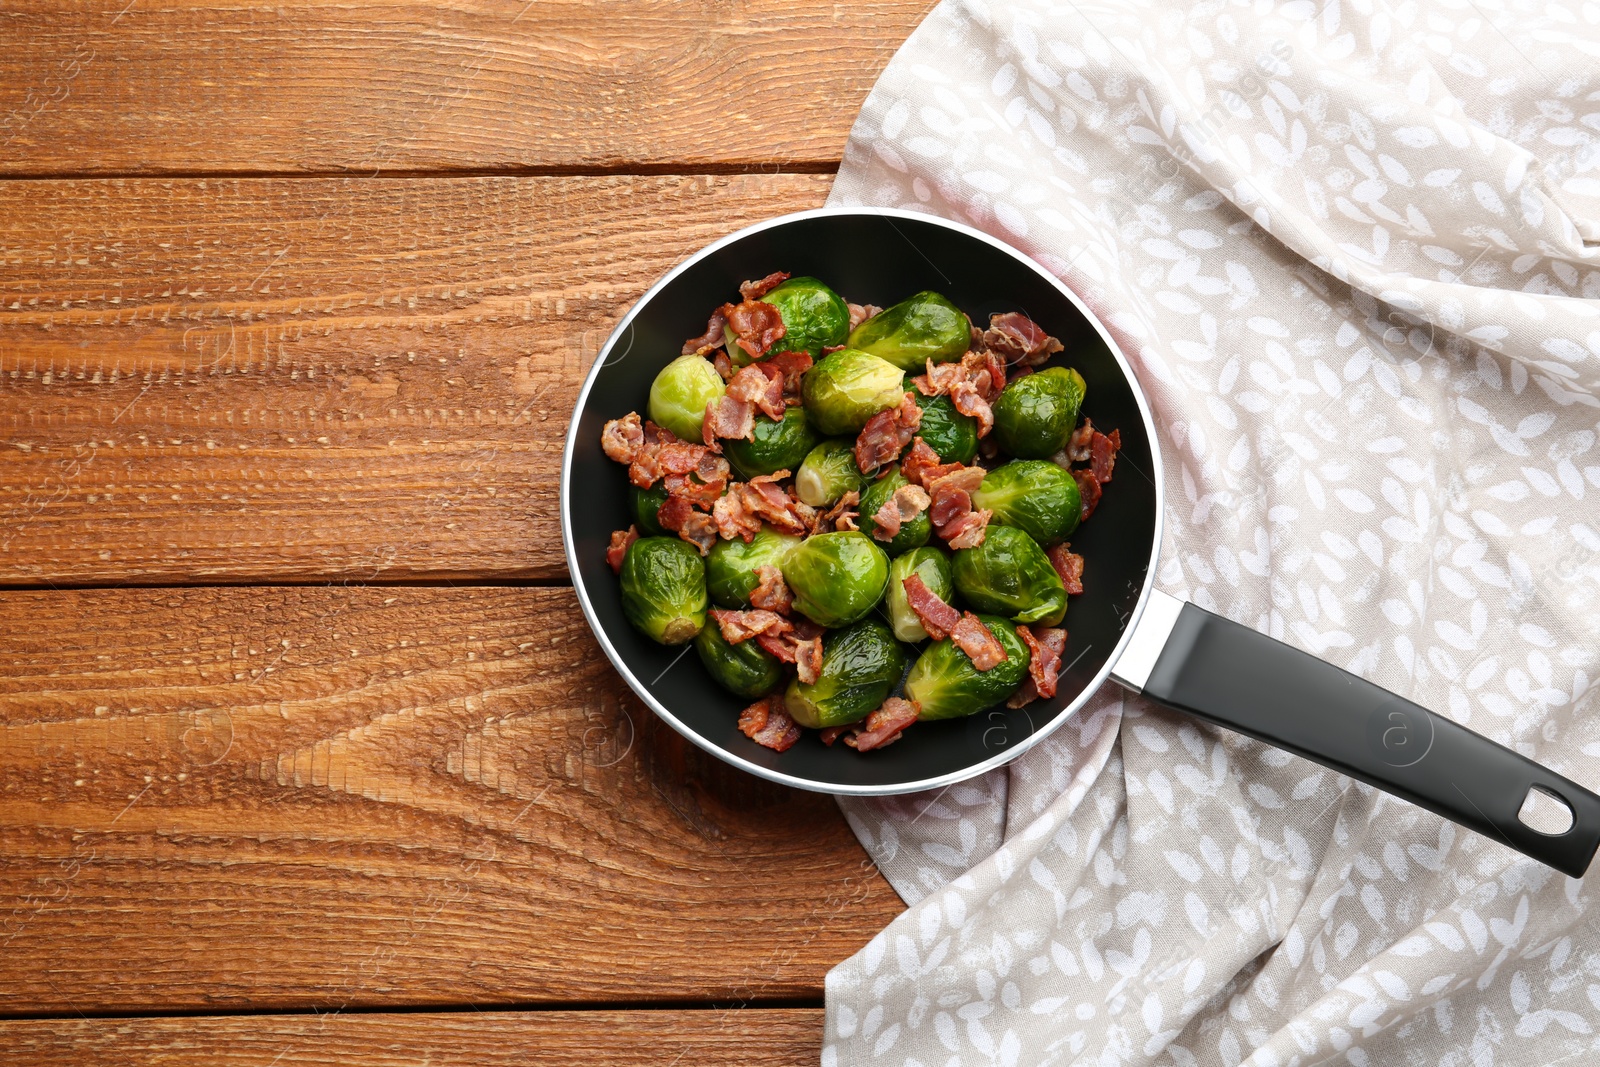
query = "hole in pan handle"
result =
(1111, 591, 1600, 878)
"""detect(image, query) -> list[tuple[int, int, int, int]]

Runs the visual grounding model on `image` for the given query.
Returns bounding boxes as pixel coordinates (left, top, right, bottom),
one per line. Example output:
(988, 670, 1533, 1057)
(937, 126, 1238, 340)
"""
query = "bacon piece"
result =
(924, 466, 990, 548)
(943, 509, 991, 549)
(657, 495, 719, 555)
(1047, 545, 1085, 595)
(818, 725, 850, 747)
(915, 350, 1006, 437)
(741, 473, 808, 535)
(740, 271, 791, 302)
(901, 573, 960, 640)
(813, 489, 860, 534)
(710, 490, 759, 542)
(722, 299, 787, 361)
(764, 350, 813, 403)
(847, 302, 883, 331)
(712, 350, 735, 381)
(843, 697, 920, 752)
(871, 483, 931, 542)
(738, 694, 802, 752)
(952, 613, 1008, 671)
(1008, 625, 1067, 708)
(702, 395, 755, 447)
(1090, 428, 1121, 485)
(749, 565, 793, 615)
(1074, 469, 1103, 522)
(900, 438, 942, 488)
(927, 466, 985, 495)
(684, 309, 729, 356)
(710, 608, 792, 644)
(1065, 419, 1095, 464)
(727, 363, 786, 422)
(606, 525, 639, 574)
(854, 393, 923, 475)
(754, 617, 824, 683)
(602, 412, 645, 464)
(981, 311, 1064, 368)
(793, 635, 824, 685)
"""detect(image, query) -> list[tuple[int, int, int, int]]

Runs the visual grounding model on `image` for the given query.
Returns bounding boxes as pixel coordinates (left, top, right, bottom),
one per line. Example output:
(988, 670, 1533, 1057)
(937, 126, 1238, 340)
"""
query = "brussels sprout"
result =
(723, 405, 819, 479)
(847, 291, 970, 371)
(991, 366, 1087, 459)
(695, 621, 785, 698)
(905, 615, 1032, 720)
(795, 439, 866, 508)
(904, 378, 979, 464)
(706, 527, 803, 608)
(971, 460, 1082, 546)
(630, 484, 669, 537)
(801, 348, 907, 436)
(619, 537, 708, 645)
(886, 547, 954, 643)
(952, 525, 1068, 627)
(781, 531, 890, 628)
(785, 618, 906, 729)
(858, 470, 932, 557)
(725, 276, 849, 364)
(648, 353, 726, 443)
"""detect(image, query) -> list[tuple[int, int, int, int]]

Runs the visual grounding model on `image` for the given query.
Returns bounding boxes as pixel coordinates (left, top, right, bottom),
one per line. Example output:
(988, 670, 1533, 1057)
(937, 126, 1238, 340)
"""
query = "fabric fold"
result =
(822, 1, 1600, 1063)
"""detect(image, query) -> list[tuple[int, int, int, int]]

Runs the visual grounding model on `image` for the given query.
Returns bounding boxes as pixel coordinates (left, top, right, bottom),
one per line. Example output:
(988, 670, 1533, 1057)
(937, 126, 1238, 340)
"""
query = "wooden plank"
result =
(0, 585, 899, 1013)
(0, 1009, 825, 1066)
(0, 0, 930, 176)
(0, 173, 831, 585)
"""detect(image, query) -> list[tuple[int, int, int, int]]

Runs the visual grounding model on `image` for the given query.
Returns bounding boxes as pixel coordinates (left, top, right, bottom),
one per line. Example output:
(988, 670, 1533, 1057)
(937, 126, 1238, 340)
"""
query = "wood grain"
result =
(0, 584, 899, 1013)
(0, 0, 929, 176)
(0, 173, 831, 585)
(0, 1009, 825, 1066)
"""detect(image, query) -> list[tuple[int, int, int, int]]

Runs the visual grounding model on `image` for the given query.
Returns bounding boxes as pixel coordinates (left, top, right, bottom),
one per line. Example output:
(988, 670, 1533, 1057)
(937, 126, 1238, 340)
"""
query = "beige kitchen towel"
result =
(823, 1, 1600, 1063)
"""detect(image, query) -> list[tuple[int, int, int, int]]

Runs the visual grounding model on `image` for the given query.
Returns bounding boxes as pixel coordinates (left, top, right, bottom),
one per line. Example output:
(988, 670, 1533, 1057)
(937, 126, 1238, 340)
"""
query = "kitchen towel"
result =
(822, 1, 1600, 1064)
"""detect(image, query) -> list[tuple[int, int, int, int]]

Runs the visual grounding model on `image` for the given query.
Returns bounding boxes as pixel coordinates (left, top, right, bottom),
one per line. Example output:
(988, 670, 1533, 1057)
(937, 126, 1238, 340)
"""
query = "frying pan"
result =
(560, 207, 1600, 878)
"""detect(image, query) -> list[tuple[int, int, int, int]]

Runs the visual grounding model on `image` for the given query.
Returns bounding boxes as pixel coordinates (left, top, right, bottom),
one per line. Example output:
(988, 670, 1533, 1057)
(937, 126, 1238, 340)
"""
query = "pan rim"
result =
(560, 206, 1166, 796)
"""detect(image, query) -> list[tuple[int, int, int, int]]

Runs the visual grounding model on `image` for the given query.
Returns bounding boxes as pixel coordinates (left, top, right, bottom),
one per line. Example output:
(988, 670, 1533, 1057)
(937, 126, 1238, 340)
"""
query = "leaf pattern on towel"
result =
(823, 1, 1600, 1064)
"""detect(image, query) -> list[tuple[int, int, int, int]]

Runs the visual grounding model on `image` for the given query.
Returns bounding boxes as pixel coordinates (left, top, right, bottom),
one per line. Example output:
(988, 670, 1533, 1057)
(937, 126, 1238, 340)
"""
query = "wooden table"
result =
(0, 3, 933, 1061)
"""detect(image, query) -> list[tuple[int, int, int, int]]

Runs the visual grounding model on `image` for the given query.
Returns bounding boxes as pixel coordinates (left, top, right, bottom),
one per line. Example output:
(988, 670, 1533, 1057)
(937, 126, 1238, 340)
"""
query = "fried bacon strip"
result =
(900, 573, 960, 640)
(683, 310, 729, 356)
(722, 299, 787, 361)
(813, 489, 860, 534)
(749, 565, 793, 615)
(914, 349, 1007, 437)
(854, 392, 923, 475)
(926, 466, 991, 549)
(1091, 427, 1121, 484)
(843, 697, 920, 752)
(764, 350, 813, 404)
(951, 613, 1008, 671)
(738, 694, 802, 752)
(657, 495, 719, 554)
(740, 271, 790, 301)
(1008, 625, 1067, 708)
(1046, 544, 1085, 596)
(726, 363, 786, 422)
(847, 302, 883, 331)
(1052, 419, 1121, 522)
(703, 395, 755, 447)
(709, 608, 792, 644)
(606, 526, 639, 575)
(981, 311, 1064, 368)
(900, 437, 964, 490)
(754, 616, 824, 685)
(870, 483, 931, 541)
(602, 412, 645, 464)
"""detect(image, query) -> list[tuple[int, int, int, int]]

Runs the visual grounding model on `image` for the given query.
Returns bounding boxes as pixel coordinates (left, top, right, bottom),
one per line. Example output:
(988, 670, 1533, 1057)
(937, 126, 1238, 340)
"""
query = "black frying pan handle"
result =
(1122, 597, 1600, 878)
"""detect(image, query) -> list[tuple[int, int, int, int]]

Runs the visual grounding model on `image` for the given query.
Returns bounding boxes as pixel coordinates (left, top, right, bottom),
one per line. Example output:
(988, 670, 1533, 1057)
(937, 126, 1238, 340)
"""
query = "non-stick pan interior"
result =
(565, 210, 1160, 792)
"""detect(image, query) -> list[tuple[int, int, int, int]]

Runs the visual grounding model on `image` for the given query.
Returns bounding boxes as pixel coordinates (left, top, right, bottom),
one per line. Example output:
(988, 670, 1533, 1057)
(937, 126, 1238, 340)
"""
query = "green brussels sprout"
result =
(695, 621, 785, 698)
(971, 460, 1082, 546)
(801, 348, 907, 436)
(723, 405, 819, 479)
(630, 484, 669, 537)
(648, 353, 726, 443)
(706, 527, 803, 608)
(784, 618, 907, 729)
(991, 366, 1087, 459)
(781, 531, 890, 628)
(904, 378, 979, 464)
(725, 276, 849, 364)
(886, 547, 954, 643)
(905, 615, 1032, 720)
(847, 291, 970, 371)
(951, 525, 1068, 627)
(619, 537, 708, 645)
(795, 439, 866, 508)
(857, 470, 932, 557)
